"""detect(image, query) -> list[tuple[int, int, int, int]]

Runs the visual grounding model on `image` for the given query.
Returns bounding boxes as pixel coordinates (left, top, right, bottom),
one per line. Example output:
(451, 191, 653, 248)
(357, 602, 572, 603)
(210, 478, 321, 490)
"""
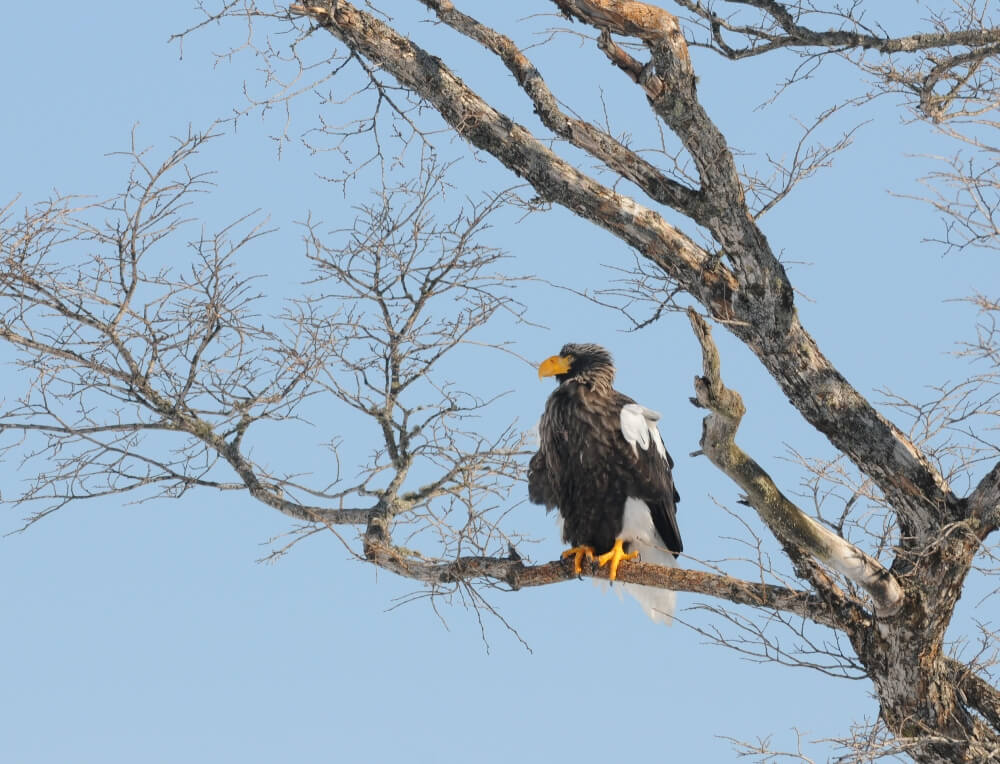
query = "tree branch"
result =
(287, 0, 739, 319)
(361, 541, 846, 628)
(687, 308, 904, 617)
(949, 657, 1000, 734)
(417, 0, 701, 217)
(968, 460, 1000, 534)
(673, 0, 1000, 57)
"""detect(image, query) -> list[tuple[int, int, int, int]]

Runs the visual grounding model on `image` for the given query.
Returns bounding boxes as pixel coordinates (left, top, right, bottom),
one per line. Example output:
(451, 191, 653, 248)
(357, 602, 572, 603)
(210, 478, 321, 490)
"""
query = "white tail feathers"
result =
(555, 500, 679, 625)
(605, 497, 678, 625)
(618, 537, 678, 625)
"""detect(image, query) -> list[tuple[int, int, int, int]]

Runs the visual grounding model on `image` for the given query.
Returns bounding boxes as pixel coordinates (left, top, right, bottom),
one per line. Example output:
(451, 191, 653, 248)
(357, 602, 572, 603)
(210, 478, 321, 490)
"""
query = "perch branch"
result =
(361, 539, 848, 628)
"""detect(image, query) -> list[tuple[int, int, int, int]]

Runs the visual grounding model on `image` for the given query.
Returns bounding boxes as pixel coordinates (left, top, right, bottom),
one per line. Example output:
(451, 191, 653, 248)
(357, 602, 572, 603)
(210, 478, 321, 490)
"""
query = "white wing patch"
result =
(620, 403, 667, 461)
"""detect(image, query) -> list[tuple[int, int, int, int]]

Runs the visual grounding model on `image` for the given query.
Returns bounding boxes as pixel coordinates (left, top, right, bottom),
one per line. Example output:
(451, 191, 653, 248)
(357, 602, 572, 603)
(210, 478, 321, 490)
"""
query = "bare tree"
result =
(6, 0, 1000, 760)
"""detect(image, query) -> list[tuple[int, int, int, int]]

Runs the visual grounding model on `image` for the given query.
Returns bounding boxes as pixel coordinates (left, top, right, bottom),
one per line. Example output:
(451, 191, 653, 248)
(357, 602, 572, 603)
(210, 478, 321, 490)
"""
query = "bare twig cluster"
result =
(0, 133, 534, 623)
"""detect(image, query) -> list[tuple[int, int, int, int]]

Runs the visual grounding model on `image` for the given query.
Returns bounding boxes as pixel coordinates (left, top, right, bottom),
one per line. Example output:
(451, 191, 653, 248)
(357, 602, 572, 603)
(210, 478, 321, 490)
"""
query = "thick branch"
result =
(417, 0, 702, 218)
(556, 0, 764, 276)
(288, 0, 738, 318)
(362, 542, 846, 628)
(688, 309, 904, 617)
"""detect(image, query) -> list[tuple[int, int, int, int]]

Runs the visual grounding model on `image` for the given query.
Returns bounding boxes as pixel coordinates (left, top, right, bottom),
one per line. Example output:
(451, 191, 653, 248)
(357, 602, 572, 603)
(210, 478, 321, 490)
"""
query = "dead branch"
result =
(687, 308, 904, 617)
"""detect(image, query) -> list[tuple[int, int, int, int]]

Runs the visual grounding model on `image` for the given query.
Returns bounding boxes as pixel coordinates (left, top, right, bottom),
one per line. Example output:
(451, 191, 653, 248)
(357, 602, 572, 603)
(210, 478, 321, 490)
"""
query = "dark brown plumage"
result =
(528, 343, 681, 622)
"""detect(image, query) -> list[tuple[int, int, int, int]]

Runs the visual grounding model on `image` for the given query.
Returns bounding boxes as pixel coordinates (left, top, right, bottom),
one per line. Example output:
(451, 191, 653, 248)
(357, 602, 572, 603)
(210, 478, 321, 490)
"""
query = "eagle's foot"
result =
(561, 545, 596, 575)
(596, 539, 639, 581)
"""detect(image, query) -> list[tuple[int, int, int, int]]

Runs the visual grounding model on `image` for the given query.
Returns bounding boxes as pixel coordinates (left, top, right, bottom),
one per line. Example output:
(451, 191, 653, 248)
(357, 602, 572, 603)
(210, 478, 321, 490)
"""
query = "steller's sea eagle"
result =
(528, 343, 682, 624)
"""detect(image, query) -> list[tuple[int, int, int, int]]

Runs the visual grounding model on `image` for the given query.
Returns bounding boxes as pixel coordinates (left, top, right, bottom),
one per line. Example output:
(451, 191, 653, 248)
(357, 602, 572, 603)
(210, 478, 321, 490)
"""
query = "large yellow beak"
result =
(537, 354, 572, 379)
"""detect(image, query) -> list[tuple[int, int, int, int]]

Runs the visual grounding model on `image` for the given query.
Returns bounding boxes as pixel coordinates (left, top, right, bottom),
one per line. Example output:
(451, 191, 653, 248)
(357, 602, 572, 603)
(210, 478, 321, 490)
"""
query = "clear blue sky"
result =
(2, 3, 996, 762)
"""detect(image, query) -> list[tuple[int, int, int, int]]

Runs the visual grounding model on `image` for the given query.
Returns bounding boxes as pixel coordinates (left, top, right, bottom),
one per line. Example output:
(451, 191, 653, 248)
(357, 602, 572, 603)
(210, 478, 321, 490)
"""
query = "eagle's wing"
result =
(528, 448, 556, 509)
(619, 403, 682, 556)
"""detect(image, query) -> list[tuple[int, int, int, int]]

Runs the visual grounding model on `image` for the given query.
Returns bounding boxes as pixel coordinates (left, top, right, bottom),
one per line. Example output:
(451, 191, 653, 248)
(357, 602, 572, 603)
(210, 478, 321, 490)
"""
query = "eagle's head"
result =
(537, 343, 615, 390)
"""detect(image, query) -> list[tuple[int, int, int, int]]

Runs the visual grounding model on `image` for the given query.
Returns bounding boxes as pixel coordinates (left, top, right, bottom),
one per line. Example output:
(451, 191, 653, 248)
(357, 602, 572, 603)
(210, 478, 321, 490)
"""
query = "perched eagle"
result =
(528, 343, 682, 624)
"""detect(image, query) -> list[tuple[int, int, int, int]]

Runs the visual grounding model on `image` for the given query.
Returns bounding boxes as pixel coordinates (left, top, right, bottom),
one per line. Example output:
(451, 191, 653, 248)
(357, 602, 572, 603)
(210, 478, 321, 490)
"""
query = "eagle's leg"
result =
(596, 539, 639, 581)
(561, 546, 596, 575)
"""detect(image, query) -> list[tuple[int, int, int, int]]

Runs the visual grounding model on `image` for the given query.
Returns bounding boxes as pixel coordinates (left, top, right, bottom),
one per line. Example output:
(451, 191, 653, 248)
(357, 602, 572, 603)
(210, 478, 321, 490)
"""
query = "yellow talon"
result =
(596, 539, 638, 581)
(561, 545, 596, 575)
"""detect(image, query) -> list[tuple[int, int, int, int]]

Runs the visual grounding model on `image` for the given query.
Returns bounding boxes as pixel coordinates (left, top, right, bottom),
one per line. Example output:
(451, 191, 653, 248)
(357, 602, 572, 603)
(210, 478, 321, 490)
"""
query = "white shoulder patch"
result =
(620, 403, 667, 461)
